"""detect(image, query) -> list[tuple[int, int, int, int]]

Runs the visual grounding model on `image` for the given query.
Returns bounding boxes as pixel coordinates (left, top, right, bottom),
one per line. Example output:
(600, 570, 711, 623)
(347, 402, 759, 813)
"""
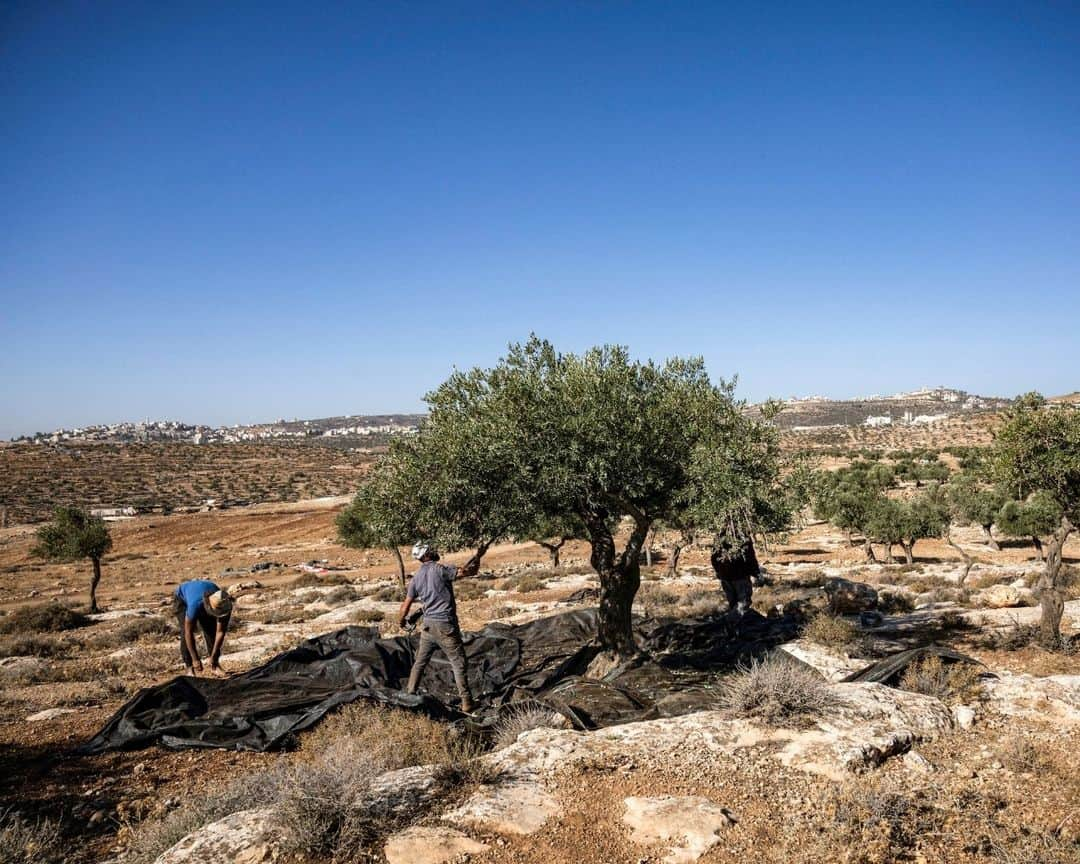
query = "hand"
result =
(193, 662, 204, 675)
(397, 618, 407, 630)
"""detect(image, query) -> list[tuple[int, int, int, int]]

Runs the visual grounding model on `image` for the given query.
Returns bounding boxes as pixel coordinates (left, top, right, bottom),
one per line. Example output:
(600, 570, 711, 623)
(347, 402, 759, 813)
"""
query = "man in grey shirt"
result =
(397, 542, 478, 713)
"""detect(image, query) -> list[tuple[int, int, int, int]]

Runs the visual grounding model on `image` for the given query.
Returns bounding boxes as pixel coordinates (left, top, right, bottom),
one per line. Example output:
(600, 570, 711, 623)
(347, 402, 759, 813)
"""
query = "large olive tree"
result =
(372, 337, 743, 657)
(990, 393, 1080, 645)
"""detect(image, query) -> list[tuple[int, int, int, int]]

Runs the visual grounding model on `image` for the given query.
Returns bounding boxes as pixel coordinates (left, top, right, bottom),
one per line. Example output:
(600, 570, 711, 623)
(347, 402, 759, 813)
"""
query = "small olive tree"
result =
(336, 448, 424, 595)
(946, 471, 1007, 550)
(996, 492, 1062, 561)
(991, 393, 1080, 645)
(33, 506, 112, 613)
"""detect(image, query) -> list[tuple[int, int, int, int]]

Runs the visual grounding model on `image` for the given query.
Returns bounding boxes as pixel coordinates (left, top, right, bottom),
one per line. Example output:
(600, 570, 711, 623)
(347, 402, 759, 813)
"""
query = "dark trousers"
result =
(720, 576, 753, 613)
(172, 594, 228, 667)
(406, 619, 472, 704)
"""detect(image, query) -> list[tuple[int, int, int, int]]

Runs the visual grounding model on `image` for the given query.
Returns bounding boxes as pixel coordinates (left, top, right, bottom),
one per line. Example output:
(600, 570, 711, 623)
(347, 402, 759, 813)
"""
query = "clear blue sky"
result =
(2, 2, 1078, 439)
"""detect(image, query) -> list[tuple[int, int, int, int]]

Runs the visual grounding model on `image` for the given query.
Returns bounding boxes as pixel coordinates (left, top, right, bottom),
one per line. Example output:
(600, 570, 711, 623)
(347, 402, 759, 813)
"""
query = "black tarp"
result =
(842, 645, 986, 686)
(81, 608, 801, 754)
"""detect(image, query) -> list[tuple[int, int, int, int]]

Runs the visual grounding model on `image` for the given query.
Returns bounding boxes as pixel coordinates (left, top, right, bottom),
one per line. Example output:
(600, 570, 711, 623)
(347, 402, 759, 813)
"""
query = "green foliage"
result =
(812, 462, 894, 535)
(33, 506, 111, 563)
(337, 450, 421, 551)
(991, 393, 1080, 519)
(946, 471, 1007, 529)
(996, 492, 1063, 541)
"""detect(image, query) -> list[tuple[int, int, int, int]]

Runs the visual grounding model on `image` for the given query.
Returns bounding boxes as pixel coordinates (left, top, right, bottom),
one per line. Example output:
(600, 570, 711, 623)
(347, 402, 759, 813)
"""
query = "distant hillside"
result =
(761, 387, 1012, 430)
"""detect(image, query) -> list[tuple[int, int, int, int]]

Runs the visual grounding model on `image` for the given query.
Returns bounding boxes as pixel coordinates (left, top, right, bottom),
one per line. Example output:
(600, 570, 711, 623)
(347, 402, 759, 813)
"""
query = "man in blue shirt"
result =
(172, 579, 233, 676)
(397, 543, 478, 713)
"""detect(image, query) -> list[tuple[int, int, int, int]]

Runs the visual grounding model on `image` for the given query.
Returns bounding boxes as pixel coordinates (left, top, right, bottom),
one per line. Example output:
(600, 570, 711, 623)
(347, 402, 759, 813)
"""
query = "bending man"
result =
(172, 579, 233, 676)
(397, 543, 477, 713)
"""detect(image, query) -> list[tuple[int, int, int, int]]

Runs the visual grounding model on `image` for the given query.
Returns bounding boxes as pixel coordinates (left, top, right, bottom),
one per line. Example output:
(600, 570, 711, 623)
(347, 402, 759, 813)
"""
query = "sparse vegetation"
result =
(492, 702, 563, 748)
(0, 808, 64, 864)
(801, 613, 859, 650)
(0, 603, 90, 635)
(720, 655, 838, 724)
(899, 656, 984, 704)
(32, 507, 112, 613)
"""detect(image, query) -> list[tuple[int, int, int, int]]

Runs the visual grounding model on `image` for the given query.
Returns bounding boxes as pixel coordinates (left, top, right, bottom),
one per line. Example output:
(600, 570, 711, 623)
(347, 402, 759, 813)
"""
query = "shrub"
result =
(899, 656, 984, 704)
(502, 573, 547, 594)
(454, 580, 489, 601)
(720, 656, 839, 724)
(0, 809, 64, 864)
(259, 607, 321, 625)
(350, 608, 385, 623)
(0, 604, 90, 635)
(878, 591, 915, 614)
(492, 703, 563, 749)
(323, 586, 361, 605)
(0, 633, 71, 658)
(802, 613, 858, 650)
(291, 571, 352, 589)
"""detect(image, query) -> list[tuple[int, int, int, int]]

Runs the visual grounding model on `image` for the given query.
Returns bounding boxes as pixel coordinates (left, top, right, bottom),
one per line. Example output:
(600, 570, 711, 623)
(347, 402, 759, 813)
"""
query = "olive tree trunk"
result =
(946, 530, 974, 585)
(390, 546, 407, 596)
(666, 543, 683, 577)
(538, 539, 565, 569)
(1032, 536, 1044, 561)
(587, 511, 648, 658)
(1038, 517, 1074, 647)
(983, 524, 1000, 551)
(864, 539, 877, 562)
(900, 541, 915, 565)
(90, 556, 102, 614)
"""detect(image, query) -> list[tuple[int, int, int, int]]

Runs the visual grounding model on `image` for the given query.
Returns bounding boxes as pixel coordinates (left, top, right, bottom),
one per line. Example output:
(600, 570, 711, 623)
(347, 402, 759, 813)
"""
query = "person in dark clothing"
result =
(397, 543, 478, 713)
(710, 537, 759, 616)
(172, 579, 233, 676)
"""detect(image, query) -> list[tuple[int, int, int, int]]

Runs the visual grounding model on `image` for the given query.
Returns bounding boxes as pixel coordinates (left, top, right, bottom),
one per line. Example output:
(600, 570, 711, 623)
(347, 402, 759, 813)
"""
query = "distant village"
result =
(12, 415, 423, 446)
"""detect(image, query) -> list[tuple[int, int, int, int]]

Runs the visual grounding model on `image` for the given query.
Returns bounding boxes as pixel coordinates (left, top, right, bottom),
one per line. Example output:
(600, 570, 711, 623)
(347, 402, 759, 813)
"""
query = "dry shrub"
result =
(679, 588, 723, 617)
(302, 701, 450, 768)
(637, 584, 681, 616)
(878, 590, 916, 614)
(492, 702, 563, 749)
(367, 585, 401, 602)
(0, 632, 71, 658)
(0, 604, 90, 635)
(899, 656, 984, 704)
(260, 607, 320, 625)
(350, 608, 385, 623)
(994, 737, 1046, 774)
(981, 621, 1040, 651)
(720, 656, 839, 724)
(503, 573, 547, 594)
(291, 571, 352, 589)
(825, 781, 944, 863)
(454, 580, 489, 602)
(323, 586, 361, 605)
(990, 829, 1077, 864)
(0, 808, 64, 864)
(802, 613, 858, 649)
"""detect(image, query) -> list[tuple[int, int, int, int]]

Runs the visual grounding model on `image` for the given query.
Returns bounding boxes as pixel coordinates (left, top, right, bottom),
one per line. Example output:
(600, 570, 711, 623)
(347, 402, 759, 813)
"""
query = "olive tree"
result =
(677, 399, 794, 580)
(946, 471, 1007, 550)
(33, 507, 112, 613)
(813, 463, 894, 559)
(995, 492, 1062, 561)
(517, 514, 586, 569)
(378, 337, 739, 657)
(336, 448, 423, 595)
(990, 393, 1080, 645)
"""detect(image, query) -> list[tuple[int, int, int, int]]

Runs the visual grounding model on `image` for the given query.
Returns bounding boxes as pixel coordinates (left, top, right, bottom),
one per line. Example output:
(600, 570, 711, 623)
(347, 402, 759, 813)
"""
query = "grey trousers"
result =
(406, 619, 473, 704)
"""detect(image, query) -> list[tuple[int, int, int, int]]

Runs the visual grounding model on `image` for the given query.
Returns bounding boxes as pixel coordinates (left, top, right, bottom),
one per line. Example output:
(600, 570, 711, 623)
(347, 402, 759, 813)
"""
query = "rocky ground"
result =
(1, 502, 1078, 863)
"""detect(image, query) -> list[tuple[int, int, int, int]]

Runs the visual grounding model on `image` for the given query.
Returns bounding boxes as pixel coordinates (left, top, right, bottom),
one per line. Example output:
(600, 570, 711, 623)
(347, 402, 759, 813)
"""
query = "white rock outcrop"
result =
(622, 795, 735, 864)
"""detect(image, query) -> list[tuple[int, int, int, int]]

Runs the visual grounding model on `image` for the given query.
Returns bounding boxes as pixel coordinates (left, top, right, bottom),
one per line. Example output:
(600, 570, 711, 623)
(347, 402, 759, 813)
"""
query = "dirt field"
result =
(2, 493, 1079, 863)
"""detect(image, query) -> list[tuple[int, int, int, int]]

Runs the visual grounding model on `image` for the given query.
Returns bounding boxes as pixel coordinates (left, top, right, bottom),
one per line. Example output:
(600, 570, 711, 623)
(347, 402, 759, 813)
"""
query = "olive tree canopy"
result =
(34, 506, 112, 613)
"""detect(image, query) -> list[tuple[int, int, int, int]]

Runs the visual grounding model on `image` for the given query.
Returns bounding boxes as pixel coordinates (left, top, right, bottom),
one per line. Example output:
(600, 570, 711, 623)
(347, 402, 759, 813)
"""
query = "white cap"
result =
(411, 542, 432, 560)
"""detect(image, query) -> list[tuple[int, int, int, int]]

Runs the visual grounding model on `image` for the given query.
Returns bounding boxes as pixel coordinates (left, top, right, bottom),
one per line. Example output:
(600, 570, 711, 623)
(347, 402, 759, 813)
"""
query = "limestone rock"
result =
(0, 656, 45, 676)
(622, 795, 735, 864)
(384, 825, 488, 864)
(155, 807, 279, 864)
(982, 674, 1080, 726)
(442, 778, 560, 835)
(778, 639, 863, 682)
(27, 707, 78, 722)
(953, 705, 976, 729)
(975, 584, 1036, 609)
(824, 578, 878, 614)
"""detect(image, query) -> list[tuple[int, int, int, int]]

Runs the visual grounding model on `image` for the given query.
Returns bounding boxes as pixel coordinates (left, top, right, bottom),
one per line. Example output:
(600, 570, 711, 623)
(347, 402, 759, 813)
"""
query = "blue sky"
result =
(2, 2, 1078, 439)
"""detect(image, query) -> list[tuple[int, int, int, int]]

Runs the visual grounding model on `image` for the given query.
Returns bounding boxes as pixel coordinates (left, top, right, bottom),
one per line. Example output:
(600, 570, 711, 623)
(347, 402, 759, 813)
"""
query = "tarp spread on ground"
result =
(81, 608, 801, 753)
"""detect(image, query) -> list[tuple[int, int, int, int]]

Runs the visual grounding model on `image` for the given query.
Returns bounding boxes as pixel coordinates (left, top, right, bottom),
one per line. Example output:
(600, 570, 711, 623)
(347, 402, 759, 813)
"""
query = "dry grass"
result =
(492, 702, 563, 749)
(349, 608, 385, 623)
(720, 655, 839, 724)
(0, 604, 90, 635)
(501, 573, 548, 594)
(453, 580, 490, 601)
(899, 656, 984, 704)
(291, 571, 354, 589)
(323, 585, 362, 605)
(0, 808, 64, 864)
(0, 632, 73, 658)
(801, 613, 859, 650)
